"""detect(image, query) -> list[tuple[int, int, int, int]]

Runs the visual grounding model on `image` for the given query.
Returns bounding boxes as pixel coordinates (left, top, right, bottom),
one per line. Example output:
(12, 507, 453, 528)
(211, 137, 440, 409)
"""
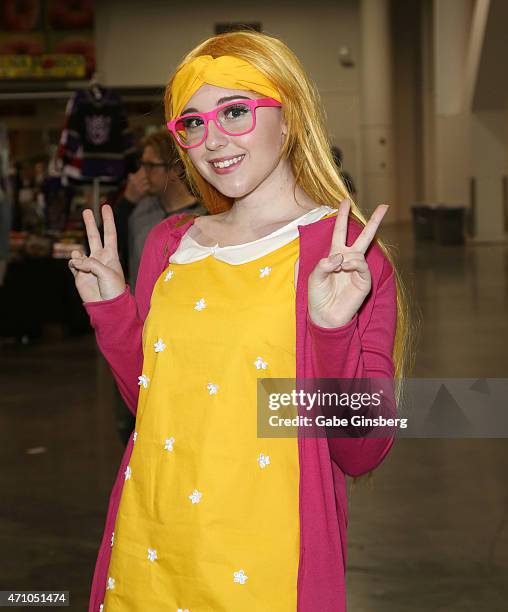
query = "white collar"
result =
(169, 205, 336, 265)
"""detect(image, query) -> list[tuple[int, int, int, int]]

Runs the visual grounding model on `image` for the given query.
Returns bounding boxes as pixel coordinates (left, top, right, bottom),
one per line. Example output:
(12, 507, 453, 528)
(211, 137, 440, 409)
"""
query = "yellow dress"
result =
(103, 205, 335, 611)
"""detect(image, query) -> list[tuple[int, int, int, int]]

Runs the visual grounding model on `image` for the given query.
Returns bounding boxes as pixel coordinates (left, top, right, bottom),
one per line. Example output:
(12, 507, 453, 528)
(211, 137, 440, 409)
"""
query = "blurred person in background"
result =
(114, 128, 206, 288)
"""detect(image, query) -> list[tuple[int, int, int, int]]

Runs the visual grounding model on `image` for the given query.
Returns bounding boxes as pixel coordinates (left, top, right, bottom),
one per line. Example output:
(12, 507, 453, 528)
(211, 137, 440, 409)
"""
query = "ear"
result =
(280, 113, 288, 140)
(281, 118, 288, 137)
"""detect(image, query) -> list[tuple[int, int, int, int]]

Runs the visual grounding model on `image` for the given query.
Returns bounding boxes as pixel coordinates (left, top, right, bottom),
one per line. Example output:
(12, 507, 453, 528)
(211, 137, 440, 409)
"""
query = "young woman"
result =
(70, 30, 410, 612)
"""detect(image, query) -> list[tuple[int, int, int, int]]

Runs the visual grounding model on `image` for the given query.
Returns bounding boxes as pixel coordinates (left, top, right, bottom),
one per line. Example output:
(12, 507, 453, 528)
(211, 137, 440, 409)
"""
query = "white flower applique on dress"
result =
(147, 548, 158, 562)
(189, 489, 202, 504)
(106, 576, 115, 590)
(99, 604, 103, 612)
(177, 609, 190, 612)
(257, 453, 270, 469)
(254, 356, 268, 370)
(133, 431, 138, 443)
(164, 269, 174, 282)
(110, 531, 114, 547)
(194, 298, 206, 311)
(124, 465, 132, 480)
(164, 437, 175, 452)
(259, 266, 272, 278)
(233, 569, 248, 585)
(207, 382, 218, 395)
(138, 374, 150, 389)
(154, 338, 166, 353)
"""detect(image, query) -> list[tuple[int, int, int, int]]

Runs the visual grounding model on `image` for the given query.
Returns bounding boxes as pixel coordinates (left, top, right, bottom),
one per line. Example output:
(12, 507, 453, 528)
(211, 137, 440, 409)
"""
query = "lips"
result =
(209, 154, 246, 174)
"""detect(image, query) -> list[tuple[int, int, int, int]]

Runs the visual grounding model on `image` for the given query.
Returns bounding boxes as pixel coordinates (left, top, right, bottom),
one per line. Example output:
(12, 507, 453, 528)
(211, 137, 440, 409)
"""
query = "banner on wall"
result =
(0, 0, 95, 79)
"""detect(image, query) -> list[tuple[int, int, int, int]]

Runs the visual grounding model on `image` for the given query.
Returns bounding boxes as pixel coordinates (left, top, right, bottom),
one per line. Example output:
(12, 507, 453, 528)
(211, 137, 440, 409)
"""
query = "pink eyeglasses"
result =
(166, 97, 282, 149)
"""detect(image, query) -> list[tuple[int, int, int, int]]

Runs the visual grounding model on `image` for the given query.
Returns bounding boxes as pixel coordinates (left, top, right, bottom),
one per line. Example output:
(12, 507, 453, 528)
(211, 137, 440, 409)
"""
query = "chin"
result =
(212, 183, 252, 199)
(205, 171, 261, 199)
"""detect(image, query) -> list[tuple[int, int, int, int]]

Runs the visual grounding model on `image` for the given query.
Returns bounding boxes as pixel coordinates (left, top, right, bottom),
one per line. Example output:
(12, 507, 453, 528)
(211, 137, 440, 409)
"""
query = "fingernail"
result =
(330, 253, 344, 263)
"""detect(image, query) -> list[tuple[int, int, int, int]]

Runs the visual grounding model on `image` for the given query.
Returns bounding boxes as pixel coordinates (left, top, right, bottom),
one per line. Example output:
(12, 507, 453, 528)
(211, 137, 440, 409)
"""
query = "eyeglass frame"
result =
(166, 97, 283, 149)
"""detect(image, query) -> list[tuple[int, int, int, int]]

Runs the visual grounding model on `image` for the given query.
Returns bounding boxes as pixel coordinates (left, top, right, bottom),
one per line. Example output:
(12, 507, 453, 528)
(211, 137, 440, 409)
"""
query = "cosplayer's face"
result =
(182, 84, 286, 199)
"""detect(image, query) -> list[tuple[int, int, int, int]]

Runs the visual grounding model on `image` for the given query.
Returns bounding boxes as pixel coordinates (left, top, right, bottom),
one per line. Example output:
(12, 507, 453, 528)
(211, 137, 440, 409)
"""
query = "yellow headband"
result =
(170, 54, 282, 120)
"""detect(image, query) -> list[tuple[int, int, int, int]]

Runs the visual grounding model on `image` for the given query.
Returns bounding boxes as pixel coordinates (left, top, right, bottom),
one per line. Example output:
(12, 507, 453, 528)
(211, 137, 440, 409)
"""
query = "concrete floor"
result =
(1, 221, 507, 610)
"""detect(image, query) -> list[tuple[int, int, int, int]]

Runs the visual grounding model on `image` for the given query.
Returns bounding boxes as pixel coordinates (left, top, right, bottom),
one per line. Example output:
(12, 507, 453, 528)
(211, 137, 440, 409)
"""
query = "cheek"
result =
(238, 128, 282, 178)
(186, 121, 283, 194)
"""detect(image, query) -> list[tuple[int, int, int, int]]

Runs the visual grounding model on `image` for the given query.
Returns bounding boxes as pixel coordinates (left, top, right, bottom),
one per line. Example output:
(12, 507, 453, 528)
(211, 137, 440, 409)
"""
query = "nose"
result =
(204, 118, 228, 150)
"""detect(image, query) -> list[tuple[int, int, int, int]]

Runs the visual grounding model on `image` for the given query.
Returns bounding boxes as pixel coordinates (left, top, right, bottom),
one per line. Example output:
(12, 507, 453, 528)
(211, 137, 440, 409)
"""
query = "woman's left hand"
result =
(307, 198, 390, 328)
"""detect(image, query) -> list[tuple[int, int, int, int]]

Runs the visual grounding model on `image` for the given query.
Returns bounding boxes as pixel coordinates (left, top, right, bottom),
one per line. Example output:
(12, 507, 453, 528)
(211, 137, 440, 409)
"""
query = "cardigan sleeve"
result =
(306, 253, 397, 477)
(84, 286, 142, 415)
(82, 219, 171, 415)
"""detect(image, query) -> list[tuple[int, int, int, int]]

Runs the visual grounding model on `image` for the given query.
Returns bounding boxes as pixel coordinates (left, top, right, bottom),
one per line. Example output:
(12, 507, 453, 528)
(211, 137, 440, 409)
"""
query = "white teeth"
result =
(212, 155, 244, 169)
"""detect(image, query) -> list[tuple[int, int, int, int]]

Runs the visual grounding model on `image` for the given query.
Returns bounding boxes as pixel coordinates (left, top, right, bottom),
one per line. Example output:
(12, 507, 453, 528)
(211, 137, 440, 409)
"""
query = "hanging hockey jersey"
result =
(57, 86, 137, 182)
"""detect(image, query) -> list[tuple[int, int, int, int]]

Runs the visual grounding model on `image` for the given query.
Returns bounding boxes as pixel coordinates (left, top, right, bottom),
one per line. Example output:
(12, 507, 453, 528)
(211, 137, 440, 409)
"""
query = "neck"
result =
(224, 158, 318, 227)
(160, 180, 197, 213)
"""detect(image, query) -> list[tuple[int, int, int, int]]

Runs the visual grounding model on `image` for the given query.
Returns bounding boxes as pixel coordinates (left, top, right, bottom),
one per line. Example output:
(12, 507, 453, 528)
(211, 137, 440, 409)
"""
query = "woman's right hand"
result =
(68, 204, 126, 303)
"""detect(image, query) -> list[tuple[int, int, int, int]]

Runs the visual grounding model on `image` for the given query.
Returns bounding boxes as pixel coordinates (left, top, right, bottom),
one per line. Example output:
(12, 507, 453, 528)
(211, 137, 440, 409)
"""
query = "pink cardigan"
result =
(84, 211, 397, 612)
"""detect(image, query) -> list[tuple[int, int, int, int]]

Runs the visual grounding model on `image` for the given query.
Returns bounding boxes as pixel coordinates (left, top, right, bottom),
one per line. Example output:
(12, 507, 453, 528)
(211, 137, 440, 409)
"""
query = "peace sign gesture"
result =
(68, 204, 126, 303)
(307, 198, 390, 328)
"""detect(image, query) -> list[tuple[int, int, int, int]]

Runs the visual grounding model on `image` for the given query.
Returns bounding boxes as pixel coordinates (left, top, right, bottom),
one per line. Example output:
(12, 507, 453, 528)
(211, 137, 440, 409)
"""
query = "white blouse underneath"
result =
(169, 205, 336, 265)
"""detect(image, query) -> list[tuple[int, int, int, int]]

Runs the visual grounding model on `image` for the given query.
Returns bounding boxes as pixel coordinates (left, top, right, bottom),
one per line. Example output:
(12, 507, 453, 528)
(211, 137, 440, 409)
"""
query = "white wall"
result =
(95, 0, 362, 187)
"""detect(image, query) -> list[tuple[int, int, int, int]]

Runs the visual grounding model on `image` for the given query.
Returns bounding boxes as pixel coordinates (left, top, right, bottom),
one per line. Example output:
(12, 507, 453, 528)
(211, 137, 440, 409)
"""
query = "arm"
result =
(307, 252, 397, 476)
(84, 287, 141, 415)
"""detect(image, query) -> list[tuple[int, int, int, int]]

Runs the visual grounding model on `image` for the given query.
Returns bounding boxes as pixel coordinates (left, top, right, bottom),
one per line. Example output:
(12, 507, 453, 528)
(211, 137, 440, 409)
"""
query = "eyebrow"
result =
(181, 95, 252, 116)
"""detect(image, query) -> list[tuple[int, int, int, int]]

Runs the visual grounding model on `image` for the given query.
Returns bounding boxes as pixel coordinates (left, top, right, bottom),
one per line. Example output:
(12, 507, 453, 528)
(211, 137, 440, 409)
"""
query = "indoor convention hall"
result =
(1, 1, 507, 611)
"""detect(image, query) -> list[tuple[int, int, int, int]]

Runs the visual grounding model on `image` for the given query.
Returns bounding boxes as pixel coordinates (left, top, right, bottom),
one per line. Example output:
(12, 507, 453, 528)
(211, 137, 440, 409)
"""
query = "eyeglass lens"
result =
(174, 103, 254, 147)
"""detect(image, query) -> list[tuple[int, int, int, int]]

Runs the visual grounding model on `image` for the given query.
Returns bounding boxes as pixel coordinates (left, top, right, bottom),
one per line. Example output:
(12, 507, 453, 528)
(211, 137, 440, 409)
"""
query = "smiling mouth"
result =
(209, 154, 246, 169)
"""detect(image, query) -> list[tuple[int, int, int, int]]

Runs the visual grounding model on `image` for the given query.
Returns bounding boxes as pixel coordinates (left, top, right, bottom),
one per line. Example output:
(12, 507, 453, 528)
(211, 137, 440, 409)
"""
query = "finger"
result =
(329, 198, 351, 255)
(70, 249, 84, 259)
(101, 204, 118, 252)
(339, 256, 370, 279)
(68, 259, 78, 278)
(310, 254, 344, 282)
(353, 204, 389, 254)
(324, 253, 363, 274)
(82, 208, 103, 253)
(69, 255, 110, 278)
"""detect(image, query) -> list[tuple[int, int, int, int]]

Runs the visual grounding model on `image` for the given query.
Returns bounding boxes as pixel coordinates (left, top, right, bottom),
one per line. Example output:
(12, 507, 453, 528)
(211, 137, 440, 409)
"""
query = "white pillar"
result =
(359, 0, 394, 215)
(432, 0, 472, 206)
(466, 0, 507, 242)
(470, 111, 506, 242)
